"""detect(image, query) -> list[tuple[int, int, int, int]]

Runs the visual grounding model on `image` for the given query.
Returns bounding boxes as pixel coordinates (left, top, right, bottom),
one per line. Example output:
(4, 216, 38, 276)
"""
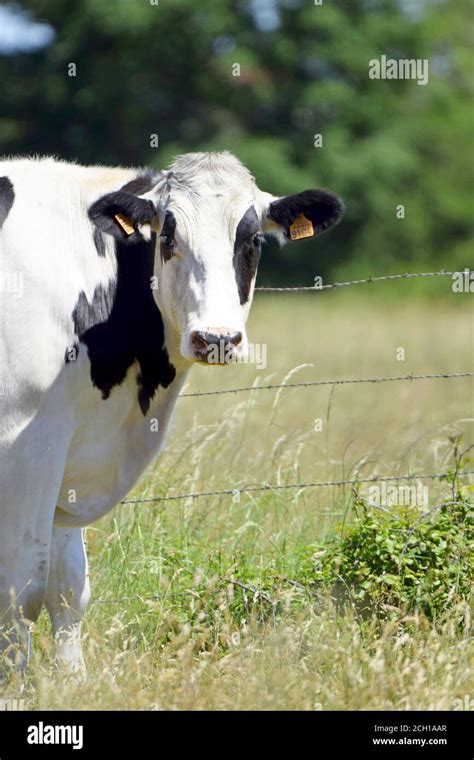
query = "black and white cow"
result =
(0, 151, 343, 674)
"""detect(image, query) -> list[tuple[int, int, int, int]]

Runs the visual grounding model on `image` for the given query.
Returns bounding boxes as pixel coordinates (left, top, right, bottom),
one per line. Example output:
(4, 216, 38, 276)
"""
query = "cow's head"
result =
(89, 152, 344, 366)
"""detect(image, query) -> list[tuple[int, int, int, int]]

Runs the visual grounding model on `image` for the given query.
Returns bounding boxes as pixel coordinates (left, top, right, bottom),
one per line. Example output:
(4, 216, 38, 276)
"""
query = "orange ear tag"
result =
(289, 214, 314, 240)
(114, 213, 135, 236)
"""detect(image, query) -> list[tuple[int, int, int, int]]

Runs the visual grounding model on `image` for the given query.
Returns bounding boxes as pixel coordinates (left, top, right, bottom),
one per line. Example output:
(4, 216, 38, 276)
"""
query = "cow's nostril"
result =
(203, 330, 242, 348)
(190, 330, 209, 351)
(228, 331, 242, 346)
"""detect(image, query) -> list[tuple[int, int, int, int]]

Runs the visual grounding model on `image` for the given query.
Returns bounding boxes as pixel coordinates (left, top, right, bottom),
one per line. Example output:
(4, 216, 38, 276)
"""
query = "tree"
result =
(0, 0, 472, 284)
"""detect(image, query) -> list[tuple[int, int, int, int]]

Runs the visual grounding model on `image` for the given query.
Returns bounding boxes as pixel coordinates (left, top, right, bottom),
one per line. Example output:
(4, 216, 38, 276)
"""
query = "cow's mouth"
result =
(192, 347, 241, 365)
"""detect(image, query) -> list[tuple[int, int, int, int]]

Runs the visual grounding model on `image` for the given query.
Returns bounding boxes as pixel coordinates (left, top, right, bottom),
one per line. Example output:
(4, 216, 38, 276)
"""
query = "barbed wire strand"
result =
(120, 469, 474, 506)
(180, 371, 474, 398)
(99, 470, 474, 604)
(255, 270, 459, 292)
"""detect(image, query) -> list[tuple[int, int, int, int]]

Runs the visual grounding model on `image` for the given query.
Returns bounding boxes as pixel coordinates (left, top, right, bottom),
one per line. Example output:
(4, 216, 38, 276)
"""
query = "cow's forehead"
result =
(163, 187, 259, 244)
(165, 150, 255, 189)
(148, 151, 261, 236)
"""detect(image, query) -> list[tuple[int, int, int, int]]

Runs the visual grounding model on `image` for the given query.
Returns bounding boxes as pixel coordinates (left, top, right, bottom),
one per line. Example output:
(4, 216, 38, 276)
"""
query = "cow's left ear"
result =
(88, 190, 157, 244)
(263, 189, 344, 242)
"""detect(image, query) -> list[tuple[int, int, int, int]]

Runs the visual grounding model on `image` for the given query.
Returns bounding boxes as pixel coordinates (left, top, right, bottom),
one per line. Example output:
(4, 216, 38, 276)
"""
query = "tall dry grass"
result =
(3, 293, 473, 710)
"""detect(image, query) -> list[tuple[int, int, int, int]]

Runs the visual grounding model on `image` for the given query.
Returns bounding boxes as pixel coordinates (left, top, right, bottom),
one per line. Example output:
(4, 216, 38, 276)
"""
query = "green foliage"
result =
(1, 0, 472, 285)
(90, 475, 473, 647)
(308, 495, 473, 620)
(304, 442, 474, 619)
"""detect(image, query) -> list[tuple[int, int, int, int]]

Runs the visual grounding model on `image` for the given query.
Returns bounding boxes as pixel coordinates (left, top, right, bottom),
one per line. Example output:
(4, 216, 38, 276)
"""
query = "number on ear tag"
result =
(289, 214, 314, 240)
(114, 213, 135, 236)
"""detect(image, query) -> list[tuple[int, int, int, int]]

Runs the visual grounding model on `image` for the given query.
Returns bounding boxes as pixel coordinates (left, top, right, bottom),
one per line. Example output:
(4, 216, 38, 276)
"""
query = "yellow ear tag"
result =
(114, 213, 135, 236)
(289, 214, 314, 240)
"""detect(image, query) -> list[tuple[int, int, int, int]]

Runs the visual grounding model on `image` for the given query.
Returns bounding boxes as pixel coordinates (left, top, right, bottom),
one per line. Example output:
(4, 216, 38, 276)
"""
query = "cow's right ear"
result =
(88, 190, 157, 244)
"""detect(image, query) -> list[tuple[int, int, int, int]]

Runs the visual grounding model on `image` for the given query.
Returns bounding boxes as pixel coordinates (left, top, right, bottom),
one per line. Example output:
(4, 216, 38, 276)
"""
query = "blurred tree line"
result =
(0, 0, 472, 284)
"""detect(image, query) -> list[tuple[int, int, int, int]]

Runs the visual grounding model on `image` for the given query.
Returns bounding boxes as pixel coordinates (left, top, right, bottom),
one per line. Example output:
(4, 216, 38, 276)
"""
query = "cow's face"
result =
(89, 152, 344, 366)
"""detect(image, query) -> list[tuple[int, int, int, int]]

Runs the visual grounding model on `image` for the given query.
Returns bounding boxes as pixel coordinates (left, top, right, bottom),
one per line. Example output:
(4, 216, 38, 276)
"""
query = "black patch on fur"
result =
(0, 177, 14, 228)
(268, 189, 344, 239)
(120, 171, 159, 196)
(88, 190, 156, 244)
(93, 228, 106, 257)
(233, 206, 262, 305)
(160, 210, 176, 263)
(71, 233, 176, 415)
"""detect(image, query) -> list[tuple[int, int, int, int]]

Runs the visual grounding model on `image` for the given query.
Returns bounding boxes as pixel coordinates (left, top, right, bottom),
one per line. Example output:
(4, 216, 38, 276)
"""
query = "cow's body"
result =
(0, 158, 189, 672)
(0, 152, 343, 674)
(1, 159, 187, 518)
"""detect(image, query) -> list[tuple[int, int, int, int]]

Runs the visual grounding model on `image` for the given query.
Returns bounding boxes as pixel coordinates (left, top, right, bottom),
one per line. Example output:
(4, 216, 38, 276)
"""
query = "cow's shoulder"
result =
(70, 234, 176, 415)
(67, 166, 175, 415)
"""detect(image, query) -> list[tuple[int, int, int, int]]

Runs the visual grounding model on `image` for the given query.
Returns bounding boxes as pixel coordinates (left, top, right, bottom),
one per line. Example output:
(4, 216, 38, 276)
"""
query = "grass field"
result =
(6, 291, 474, 710)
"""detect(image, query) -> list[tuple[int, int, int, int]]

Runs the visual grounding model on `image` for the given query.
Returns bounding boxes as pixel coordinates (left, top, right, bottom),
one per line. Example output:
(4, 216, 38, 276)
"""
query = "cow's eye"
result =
(160, 233, 175, 262)
(160, 233, 174, 247)
(252, 232, 265, 248)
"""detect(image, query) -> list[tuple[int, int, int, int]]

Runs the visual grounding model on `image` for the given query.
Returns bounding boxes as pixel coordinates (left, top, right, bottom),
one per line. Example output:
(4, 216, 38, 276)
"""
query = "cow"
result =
(0, 151, 344, 676)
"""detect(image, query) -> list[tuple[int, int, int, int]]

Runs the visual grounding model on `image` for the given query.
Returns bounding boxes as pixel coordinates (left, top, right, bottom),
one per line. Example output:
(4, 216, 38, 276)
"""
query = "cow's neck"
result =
(73, 234, 179, 416)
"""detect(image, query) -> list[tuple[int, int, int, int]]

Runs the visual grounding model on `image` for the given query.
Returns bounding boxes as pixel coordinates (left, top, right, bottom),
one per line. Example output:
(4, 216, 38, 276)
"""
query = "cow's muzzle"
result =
(189, 328, 243, 364)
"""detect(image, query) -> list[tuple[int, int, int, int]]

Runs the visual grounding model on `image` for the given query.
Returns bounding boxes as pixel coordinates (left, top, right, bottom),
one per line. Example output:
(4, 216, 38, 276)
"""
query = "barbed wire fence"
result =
(120, 468, 474, 505)
(254, 269, 459, 292)
(180, 371, 474, 398)
(120, 268, 473, 505)
(93, 269, 473, 606)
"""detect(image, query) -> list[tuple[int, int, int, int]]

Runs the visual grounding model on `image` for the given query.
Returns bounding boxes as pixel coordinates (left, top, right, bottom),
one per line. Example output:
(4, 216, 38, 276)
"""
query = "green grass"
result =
(3, 293, 474, 710)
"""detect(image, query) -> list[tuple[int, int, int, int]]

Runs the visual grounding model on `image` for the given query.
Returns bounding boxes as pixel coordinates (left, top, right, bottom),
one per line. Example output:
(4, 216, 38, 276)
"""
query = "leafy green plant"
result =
(307, 462, 473, 619)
